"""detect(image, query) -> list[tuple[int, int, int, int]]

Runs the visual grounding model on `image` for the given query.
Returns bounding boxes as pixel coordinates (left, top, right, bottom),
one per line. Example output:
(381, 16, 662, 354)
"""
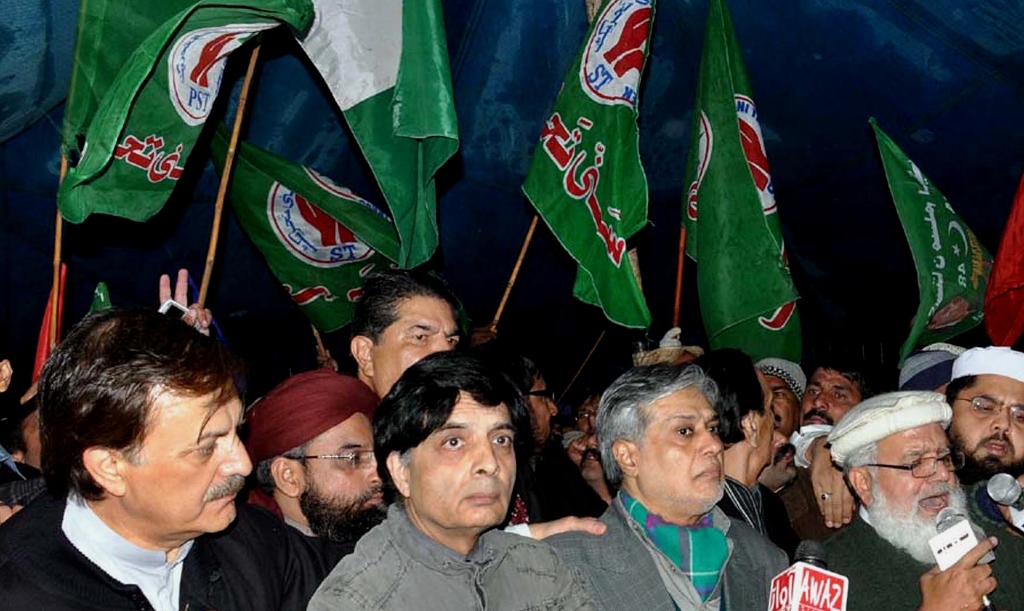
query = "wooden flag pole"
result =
(672, 226, 686, 328)
(311, 324, 327, 355)
(488, 215, 539, 331)
(49, 155, 68, 350)
(557, 330, 605, 404)
(198, 38, 263, 306)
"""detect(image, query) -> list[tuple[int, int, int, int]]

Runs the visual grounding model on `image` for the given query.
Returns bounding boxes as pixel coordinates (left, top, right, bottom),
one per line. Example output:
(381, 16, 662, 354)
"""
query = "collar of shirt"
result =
(62, 495, 193, 611)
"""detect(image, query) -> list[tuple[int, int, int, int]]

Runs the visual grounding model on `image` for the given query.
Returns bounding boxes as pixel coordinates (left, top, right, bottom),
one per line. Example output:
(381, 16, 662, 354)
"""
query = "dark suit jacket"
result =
(548, 498, 787, 611)
(718, 482, 800, 559)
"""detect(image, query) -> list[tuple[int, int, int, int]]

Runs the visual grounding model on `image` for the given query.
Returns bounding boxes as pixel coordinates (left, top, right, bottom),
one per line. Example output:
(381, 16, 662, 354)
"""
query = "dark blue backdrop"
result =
(2, 0, 1023, 399)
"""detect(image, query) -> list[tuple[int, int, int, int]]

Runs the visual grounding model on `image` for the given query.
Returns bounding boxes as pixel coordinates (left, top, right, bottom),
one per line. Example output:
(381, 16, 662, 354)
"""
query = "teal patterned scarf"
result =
(621, 490, 728, 602)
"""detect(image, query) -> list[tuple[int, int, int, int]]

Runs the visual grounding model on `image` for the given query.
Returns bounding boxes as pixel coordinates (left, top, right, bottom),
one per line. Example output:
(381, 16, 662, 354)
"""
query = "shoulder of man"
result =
(724, 513, 788, 575)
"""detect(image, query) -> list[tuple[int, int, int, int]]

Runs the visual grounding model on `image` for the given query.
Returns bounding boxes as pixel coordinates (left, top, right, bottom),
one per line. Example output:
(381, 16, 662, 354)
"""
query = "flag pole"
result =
(557, 330, 605, 404)
(672, 226, 686, 328)
(198, 38, 262, 306)
(488, 215, 538, 331)
(49, 155, 68, 350)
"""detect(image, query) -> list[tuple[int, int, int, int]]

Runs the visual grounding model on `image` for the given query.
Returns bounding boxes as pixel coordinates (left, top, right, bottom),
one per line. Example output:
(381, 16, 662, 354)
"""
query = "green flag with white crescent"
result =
(871, 119, 992, 363)
(212, 128, 399, 332)
(59, 0, 313, 224)
(521, 0, 653, 329)
(297, 0, 459, 268)
(681, 0, 800, 361)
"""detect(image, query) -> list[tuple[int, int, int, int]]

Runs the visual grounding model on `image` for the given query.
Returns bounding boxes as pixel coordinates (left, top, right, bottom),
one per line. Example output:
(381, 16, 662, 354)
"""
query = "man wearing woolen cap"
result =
(246, 369, 386, 543)
(945, 346, 1024, 485)
(899, 343, 965, 392)
(823, 391, 1024, 611)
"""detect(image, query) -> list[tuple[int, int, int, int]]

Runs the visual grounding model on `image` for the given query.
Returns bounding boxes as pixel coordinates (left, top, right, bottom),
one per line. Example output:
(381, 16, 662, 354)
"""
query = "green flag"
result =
(88, 282, 113, 314)
(681, 0, 800, 361)
(297, 0, 459, 268)
(521, 0, 653, 329)
(871, 119, 992, 363)
(211, 129, 400, 332)
(59, 0, 313, 224)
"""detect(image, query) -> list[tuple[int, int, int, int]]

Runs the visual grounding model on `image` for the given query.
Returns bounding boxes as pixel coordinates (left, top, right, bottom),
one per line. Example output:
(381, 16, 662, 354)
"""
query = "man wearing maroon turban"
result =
(246, 369, 385, 543)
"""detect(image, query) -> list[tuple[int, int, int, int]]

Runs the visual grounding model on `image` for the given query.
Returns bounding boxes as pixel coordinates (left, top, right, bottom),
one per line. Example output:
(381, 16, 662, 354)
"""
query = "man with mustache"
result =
(245, 369, 386, 543)
(548, 363, 787, 611)
(309, 351, 596, 611)
(755, 358, 805, 493)
(0, 309, 340, 611)
(825, 391, 1024, 611)
(781, 360, 874, 539)
(945, 347, 1024, 486)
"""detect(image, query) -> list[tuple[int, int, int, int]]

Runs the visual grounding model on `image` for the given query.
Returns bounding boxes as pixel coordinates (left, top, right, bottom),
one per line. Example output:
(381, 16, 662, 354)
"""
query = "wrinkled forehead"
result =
(810, 368, 858, 391)
(876, 422, 949, 460)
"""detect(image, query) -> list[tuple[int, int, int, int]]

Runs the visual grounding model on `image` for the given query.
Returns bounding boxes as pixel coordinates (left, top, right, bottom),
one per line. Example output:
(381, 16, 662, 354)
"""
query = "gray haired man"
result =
(547, 363, 786, 611)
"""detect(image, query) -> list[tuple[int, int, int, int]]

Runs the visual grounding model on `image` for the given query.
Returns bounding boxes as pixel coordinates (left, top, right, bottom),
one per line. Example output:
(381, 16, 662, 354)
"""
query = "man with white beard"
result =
(823, 391, 1024, 611)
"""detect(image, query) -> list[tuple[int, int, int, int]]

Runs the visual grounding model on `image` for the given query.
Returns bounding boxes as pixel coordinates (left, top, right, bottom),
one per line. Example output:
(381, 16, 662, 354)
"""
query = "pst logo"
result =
(580, 0, 652, 108)
(686, 112, 713, 222)
(268, 182, 374, 268)
(735, 94, 776, 215)
(168, 24, 272, 126)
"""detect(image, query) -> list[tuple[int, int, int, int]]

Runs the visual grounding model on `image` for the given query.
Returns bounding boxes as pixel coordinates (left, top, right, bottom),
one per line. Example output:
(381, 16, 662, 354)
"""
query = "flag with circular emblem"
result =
(522, 0, 654, 329)
(211, 128, 399, 332)
(59, 0, 314, 224)
(681, 0, 801, 361)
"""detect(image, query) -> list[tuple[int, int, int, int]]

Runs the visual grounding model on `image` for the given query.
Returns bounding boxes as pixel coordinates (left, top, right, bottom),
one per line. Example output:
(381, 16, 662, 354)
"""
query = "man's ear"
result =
(740, 412, 758, 446)
(612, 439, 640, 480)
(82, 447, 130, 497)
(386, 451, 411, 498)
(270, 457, 307, 499)
(847, 466, 874, 507)
(350, 335, 375, 380)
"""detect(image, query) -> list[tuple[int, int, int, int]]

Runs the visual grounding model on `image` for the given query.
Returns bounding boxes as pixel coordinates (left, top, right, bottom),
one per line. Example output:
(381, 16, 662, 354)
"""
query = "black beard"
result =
(950, 429, 1024, 485)
(300, 485, 388, 543)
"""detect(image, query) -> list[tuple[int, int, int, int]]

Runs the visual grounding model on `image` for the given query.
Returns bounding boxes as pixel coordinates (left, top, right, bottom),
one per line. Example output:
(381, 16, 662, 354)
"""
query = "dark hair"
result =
(945, 375, 977, 406)
(350, 270, 458, 343)
(39, 309, 243, 500)
(806, 358, 878, 400)
(694, 349, 763, 445)
(472, 339, 541, 394)
(373, 351, 529, 489)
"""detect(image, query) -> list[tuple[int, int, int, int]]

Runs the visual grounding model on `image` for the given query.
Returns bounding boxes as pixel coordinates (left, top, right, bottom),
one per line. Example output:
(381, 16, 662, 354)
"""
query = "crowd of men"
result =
(1, 269, 1023, 611)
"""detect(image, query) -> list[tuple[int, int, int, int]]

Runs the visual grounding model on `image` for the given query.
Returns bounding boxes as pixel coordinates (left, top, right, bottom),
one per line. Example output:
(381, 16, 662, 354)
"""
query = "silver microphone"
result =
(986, 473, 1024, 510)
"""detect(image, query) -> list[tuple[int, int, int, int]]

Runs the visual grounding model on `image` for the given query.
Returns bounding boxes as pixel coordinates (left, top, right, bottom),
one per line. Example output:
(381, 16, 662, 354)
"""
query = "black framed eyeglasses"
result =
(525, 389, 555, 401)
(865, 449, 965, 479)
(954, 396, 1024, 425)
(293, 450, 376, 471)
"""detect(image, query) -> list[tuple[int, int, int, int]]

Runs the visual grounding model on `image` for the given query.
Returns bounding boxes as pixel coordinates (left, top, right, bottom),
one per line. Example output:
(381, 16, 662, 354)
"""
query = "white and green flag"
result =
(297, 0, 459, 268)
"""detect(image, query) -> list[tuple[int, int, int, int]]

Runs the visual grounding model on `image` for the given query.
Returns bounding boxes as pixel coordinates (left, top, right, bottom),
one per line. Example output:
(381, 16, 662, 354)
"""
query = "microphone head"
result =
(987, 473, 1022, 506)
(795, 540, 828, 569)
(935, 507, 966, 533)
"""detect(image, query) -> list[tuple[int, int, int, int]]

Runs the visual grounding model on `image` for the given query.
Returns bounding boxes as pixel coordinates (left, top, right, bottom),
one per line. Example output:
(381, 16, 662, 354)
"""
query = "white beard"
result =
(865, 481, 970, 565)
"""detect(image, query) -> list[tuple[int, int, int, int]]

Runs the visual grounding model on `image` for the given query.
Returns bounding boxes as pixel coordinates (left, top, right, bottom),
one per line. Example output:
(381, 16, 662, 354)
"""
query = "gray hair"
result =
(597, 363, 718, 485)
(254, 444, 305, 495)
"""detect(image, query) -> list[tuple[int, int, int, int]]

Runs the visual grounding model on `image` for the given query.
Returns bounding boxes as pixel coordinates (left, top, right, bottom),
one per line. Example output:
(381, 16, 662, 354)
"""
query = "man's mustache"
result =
(204, 474, 246, 502)
(579, 448, 602, 469)
(772, 443, 795, 465)
(804, 409, 834, 425)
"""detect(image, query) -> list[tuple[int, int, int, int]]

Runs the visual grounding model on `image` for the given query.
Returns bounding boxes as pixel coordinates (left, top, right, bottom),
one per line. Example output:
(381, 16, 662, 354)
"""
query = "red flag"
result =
(985, 171, 1024, 346)
(32, 264, 67, 381)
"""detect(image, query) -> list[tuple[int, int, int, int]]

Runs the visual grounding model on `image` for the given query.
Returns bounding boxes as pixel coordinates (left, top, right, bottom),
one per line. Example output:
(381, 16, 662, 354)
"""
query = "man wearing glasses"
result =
(246, 369, 385, 543)
(946, 346, 1024, 485)
(824, 391, 1024, 611)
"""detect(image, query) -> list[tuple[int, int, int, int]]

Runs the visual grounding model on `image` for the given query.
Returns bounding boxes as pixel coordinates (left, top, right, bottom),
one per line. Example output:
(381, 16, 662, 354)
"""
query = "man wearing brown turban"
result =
(246, 369, 385, 543)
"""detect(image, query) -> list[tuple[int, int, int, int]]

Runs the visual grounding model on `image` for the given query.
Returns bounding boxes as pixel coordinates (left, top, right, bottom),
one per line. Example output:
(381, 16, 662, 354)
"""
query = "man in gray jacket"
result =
(308, 351, 595, 611)
(547, 363, 787, 611)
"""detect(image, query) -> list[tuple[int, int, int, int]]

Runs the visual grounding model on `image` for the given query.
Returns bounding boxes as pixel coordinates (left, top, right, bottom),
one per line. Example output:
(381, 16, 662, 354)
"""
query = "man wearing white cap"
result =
(755, 358, 806, 492)
(824, 391, 1022, 611)
(945, 346, 1024, 485)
